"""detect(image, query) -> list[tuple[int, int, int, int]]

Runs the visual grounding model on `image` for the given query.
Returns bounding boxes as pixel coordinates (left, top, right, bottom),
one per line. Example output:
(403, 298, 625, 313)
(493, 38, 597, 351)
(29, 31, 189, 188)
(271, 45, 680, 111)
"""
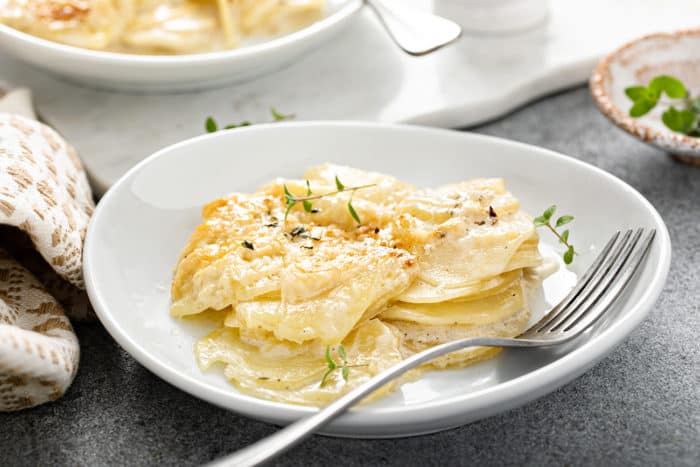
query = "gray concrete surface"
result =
(2, 86, 699, 466)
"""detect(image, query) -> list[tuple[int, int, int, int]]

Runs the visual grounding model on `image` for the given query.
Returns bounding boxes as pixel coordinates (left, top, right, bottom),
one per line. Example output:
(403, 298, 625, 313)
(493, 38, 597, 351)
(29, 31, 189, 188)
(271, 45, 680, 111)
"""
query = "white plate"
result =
(0, 0, 360, 92)
(84, 122, 671, 437)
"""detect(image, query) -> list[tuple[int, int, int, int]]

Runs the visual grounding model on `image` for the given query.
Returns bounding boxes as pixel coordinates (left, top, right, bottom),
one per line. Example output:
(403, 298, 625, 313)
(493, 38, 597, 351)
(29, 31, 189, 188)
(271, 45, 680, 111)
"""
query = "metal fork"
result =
(209, 228, 655, 467)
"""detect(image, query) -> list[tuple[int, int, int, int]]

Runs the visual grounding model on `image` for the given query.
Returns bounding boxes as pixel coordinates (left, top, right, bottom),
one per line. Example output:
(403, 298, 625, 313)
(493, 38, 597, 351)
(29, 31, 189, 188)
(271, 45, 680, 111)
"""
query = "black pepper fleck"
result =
(290, 226, 306, 237)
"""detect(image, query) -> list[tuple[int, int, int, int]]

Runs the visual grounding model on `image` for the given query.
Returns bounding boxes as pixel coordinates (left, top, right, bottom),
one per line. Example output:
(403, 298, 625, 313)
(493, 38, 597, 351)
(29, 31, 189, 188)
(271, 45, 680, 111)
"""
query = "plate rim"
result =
(84, 121, 671, 434)
(0, 0, 362, 65)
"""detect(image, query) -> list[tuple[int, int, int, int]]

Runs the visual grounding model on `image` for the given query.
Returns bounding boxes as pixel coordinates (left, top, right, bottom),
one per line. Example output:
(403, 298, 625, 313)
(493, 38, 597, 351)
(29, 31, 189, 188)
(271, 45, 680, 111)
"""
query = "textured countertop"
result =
(2, 86, 699, 467)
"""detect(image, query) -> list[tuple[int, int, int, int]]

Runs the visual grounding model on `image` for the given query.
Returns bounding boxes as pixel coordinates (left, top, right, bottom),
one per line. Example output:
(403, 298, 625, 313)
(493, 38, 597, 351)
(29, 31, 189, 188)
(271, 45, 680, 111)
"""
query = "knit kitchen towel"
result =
(0, 86, 94, 411)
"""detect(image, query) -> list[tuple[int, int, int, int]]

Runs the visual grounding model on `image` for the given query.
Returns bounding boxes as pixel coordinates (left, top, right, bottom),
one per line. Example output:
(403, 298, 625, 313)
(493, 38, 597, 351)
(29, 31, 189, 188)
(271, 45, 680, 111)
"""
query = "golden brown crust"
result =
(29, 0, 91, 21)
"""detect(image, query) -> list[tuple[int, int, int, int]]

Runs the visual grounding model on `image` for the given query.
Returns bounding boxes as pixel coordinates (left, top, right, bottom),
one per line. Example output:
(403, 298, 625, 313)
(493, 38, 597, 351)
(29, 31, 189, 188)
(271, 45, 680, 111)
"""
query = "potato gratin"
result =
(0, 0, 324, 54)
(171, 165, 546, 406)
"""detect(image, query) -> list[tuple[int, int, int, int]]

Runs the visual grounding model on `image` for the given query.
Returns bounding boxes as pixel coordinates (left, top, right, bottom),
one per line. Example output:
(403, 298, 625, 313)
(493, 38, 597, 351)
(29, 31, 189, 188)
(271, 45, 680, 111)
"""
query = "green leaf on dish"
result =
(542, 205, 556, 220)
(648, 75, 687, 99)
(624, 86, 649, 101)
(325, 346, 336, 370)
(320, 368, 334, 387)
(662, 106, 695, 133)
(348, 201, 361, 224)
(533, 216, 547, 227)
(556, 215, 574, 228)
(337, 344, 346, 362)
(271, 107, 295, 122)
(563, 245, 575, 265)
(303, 180, 313, 212)
(560, 229, 570, 244)
(205, 116, 218, 133)
(629, 98, 657, 117)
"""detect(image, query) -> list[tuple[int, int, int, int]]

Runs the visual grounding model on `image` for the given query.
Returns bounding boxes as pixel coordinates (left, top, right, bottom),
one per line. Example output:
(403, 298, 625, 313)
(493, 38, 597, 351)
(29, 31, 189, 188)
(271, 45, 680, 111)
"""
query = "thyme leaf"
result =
(534, 205, 577, 265)
(271, 107, 295, 121)
(204, 107, 294, 133)
(205, 116, 218, 133)
(283, 176, 375, 224)
(348, 196, 361, 224)
(320, 344, 361, 387)
(303, 180, 313, 212)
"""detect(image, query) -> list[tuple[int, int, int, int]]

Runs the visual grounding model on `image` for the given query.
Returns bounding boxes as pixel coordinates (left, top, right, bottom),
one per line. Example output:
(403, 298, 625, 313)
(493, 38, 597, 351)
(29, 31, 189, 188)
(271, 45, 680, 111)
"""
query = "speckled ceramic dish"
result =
(590, 29, 700, 165)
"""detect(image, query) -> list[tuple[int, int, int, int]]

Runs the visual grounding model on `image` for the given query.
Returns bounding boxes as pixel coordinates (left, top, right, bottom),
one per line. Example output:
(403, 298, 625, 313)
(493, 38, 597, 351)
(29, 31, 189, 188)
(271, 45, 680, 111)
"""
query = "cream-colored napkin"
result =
(0, 86, 94, 411)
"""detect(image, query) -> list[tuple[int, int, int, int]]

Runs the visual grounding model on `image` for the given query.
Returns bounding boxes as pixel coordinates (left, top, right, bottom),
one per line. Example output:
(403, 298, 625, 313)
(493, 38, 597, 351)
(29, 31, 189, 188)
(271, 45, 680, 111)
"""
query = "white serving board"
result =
(1, 0, 699, 193)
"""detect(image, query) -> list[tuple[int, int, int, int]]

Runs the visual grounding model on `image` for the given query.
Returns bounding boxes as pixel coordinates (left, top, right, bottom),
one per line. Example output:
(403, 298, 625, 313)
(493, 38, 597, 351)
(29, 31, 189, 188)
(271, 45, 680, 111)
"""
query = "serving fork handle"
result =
(207, 336, 543, 467)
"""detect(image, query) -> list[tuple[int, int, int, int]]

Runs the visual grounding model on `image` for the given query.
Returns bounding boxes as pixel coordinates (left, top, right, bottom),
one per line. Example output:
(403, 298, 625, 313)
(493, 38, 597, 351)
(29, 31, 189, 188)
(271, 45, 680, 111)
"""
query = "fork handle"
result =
(208, 336, 542, 467)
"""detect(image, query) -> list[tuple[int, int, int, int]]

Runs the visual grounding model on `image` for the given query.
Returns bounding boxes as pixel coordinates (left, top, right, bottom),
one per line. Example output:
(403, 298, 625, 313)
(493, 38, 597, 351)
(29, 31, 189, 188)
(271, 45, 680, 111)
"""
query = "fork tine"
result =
(518, 230, 621, 338)
(524, 230, 628, 336)
(560, 229, 655, 334)
(547, 228, 644, 333)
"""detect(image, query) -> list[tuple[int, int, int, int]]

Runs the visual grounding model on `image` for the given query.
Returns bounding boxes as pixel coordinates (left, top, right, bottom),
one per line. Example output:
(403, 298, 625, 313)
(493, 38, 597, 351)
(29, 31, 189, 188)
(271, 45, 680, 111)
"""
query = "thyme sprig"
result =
(320, 345, 365, 387)
(283, 175, 376, 223)
(205, 107, 294, 133)
(534, 205, 576, 265)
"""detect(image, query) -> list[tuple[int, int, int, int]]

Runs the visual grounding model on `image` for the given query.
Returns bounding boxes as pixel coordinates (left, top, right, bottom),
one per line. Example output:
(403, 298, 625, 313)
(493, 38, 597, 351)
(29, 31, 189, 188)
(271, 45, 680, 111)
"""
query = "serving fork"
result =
(210, 228, 655, 467)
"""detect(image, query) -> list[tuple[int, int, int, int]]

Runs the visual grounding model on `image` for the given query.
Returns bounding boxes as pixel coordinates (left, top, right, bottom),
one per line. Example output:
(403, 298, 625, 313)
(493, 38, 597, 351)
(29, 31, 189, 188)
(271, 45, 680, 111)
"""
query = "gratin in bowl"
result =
(0, 0, 361, 92)
(590, 28, 700, 165)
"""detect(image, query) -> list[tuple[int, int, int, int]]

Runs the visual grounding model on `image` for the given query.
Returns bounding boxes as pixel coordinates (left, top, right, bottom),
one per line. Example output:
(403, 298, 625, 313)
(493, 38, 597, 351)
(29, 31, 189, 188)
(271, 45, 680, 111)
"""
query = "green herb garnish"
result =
(224, 121, 251, 130)
(347, 193, 361, 224)
(534, 205, 576, 265)
(283, 175, 375, 223)
(205, 108, 295, 133)
(303, 180, 313, 213)
(320, 345, 364, 387)
(241, 240, 255, 250)
(205, 116, 218, 133)
(271, 107, 295, 121)
(625, 75, 700, 136)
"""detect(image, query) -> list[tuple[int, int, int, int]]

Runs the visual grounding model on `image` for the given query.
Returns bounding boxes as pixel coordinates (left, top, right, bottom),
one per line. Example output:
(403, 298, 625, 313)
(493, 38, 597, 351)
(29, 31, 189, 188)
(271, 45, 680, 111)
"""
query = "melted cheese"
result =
(231, 243, 417, 344)
(196, 319, 409, 406)
(172, 164, 545, 406)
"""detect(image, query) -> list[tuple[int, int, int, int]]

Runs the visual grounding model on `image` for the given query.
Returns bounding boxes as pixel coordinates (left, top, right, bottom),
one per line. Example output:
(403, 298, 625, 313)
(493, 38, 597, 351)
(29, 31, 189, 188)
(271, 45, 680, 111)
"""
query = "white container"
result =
(435, 0, 549, 34)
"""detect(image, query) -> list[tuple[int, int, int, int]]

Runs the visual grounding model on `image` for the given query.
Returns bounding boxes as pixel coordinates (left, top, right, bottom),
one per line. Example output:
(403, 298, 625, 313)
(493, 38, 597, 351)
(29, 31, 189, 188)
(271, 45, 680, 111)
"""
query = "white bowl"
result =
(84, 122, 670, 437)
(590, 29, 700, 164)
(0, 0, 361, 92)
